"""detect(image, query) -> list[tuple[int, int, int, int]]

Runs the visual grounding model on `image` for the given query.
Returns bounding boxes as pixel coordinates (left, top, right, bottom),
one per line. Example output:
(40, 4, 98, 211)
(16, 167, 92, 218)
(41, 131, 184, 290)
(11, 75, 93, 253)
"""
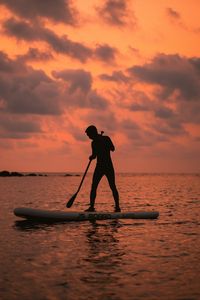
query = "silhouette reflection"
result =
(80, 220, 126, 296)
(14, 220, 63, 231)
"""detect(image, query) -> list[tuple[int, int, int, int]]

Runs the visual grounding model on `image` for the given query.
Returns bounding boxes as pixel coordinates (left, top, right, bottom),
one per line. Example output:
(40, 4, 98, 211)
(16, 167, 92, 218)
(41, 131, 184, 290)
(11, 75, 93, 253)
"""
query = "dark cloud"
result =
(0, 51, 62, 115)
(121, 91, 185, 135)
(129, 102, 151, 112)
(121, 119, 168, 147)
(100, 53, 200, 134)
(94, 44, 117, 62)
(166, 7, 180, 20)
(62, 88, 108, 110)
(3, 18, 38, 40)
(0, 51, 109, 117)
(67, 125, 87, 142)
(85, 111, 117, 132)
(52, 68, 108, 110)
(96, 0, 135, 27)
(110, 82, 194, 140)
(121, 119, 140, 131)
(128, 54, 200, 101)
(3, 18, 119, 63)
(1, 119, 41, 133)
(0, 115, 41, 139)
(189, 57, 200, 74)
(0, 51, 21, 73)
(18, 48, 54, 62)
(72, 130, 87, 142)
(166, 7, 200, 34)
(127, 91, 153, 112)
(87, 90, 108, 110)
(0, 0, 77, 25)
(123, 85, 197, 133)
(42, 29, 92, 62)
(177, 101, 200, 124)
(3, 18, 92, 62)
(99, 70, 129, 82)
(154, 106, 174, 119)
(112, 88, 153, 112)
(152, 119, 186, 137)
(129, 102, 150, 111)
(52, 69, 92, 93)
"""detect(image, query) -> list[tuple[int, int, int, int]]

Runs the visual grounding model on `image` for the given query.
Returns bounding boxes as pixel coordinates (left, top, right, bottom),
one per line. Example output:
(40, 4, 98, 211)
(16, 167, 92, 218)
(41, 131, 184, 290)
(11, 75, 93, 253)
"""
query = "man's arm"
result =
(89, 141, 97, 160)
(107, 137, 115, 151)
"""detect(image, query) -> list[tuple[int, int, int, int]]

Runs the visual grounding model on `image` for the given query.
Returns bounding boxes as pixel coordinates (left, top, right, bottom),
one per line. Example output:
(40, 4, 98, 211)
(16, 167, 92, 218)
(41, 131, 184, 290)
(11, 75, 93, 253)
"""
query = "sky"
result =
(0, 0, 200, 173)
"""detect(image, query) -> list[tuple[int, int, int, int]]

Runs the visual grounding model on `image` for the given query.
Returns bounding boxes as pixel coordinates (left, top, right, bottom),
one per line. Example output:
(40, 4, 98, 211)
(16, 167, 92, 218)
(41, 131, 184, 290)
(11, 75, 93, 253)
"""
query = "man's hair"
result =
(85, 125, 98, 135)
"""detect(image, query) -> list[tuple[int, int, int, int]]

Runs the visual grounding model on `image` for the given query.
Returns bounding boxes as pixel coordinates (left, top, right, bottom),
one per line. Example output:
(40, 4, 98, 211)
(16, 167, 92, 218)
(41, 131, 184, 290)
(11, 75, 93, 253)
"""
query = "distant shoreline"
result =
(0, 170, 81, 177)
(0, 170, 199, 177)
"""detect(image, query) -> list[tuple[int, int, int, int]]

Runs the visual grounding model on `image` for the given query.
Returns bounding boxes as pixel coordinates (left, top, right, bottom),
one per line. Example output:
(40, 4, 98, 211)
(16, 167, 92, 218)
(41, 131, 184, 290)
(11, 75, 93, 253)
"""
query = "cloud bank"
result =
(0, 0, 77, 25)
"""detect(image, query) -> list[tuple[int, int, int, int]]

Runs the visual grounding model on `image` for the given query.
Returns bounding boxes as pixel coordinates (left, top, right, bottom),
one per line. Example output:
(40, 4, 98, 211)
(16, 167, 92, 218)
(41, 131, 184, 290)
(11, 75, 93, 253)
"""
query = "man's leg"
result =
(106, 168, 121, 211)
(85, 167, 103, 211)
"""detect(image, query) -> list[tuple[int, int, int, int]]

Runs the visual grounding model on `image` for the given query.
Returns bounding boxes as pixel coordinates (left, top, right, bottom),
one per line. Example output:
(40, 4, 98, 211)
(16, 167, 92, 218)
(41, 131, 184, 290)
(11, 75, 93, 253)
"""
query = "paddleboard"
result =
(14, 207, 159, 222)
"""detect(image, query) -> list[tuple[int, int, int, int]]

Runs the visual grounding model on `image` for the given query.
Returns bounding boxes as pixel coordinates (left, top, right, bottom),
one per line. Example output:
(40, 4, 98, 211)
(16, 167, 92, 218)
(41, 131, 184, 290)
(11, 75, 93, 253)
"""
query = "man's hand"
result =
(89, 155, 96, 160)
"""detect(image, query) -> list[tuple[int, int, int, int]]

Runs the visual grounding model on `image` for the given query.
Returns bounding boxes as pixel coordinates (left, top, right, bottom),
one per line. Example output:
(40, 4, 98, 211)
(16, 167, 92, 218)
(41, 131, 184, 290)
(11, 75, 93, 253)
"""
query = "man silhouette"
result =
(85, 125, 121, 212)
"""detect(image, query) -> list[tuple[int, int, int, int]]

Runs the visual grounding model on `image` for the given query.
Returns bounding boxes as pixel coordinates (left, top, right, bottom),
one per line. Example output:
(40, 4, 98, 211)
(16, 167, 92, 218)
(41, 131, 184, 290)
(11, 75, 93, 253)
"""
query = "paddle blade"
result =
(66, 193, 77, 208)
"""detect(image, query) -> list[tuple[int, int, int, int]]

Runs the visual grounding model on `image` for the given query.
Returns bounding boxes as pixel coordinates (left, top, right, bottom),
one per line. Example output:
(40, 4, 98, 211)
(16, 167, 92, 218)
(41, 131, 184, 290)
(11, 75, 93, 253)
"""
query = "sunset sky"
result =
(0, 0, 199, 173)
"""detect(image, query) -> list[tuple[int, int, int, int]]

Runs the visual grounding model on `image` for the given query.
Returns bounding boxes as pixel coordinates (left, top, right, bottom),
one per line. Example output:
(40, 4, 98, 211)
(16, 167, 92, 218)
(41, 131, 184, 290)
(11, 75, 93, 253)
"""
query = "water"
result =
(0, 174, 200, 300)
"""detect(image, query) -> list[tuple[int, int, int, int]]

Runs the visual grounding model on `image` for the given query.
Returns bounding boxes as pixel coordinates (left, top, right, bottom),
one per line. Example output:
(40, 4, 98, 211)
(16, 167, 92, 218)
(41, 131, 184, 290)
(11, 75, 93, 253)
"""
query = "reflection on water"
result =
(85, 220, 123, 267)
(80, 221, 125, 299)
(0, 174, 200, 300)
(14, 220, 57, 231)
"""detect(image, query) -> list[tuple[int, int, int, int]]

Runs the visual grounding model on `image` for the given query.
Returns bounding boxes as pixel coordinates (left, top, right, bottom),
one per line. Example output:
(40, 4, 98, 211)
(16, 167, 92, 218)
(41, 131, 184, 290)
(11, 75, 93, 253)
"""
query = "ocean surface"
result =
(0, 173, 200, 300)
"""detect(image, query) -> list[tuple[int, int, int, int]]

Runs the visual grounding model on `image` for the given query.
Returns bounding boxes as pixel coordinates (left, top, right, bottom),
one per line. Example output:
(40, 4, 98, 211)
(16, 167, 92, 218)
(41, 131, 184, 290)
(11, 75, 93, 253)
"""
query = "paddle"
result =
(66, 159, 92, 208)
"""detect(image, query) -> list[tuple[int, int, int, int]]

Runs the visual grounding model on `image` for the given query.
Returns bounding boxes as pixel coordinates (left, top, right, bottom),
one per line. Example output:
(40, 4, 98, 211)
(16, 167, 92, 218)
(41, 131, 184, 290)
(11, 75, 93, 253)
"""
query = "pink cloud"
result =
(0, 51, 62, 115)
(0, 0, 77, 25)
(96, 0, 136, 27)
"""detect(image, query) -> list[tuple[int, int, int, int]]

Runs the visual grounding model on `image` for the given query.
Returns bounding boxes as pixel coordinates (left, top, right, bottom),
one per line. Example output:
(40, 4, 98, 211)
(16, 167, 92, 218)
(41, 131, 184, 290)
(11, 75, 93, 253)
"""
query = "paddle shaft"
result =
(66, 159, 92, 207)
(76, 159, 92, 194)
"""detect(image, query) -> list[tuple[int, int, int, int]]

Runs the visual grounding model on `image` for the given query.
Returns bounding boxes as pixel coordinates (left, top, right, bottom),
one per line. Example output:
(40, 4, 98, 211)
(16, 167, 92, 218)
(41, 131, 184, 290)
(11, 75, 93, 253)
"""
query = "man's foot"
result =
(85, 206, 95, 212)
(114, 207, 121, 212)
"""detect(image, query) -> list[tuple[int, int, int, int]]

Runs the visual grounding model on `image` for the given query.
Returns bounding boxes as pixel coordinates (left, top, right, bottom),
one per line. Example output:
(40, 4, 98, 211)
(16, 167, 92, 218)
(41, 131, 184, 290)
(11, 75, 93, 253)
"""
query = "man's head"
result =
(85, 125, 98, 140)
